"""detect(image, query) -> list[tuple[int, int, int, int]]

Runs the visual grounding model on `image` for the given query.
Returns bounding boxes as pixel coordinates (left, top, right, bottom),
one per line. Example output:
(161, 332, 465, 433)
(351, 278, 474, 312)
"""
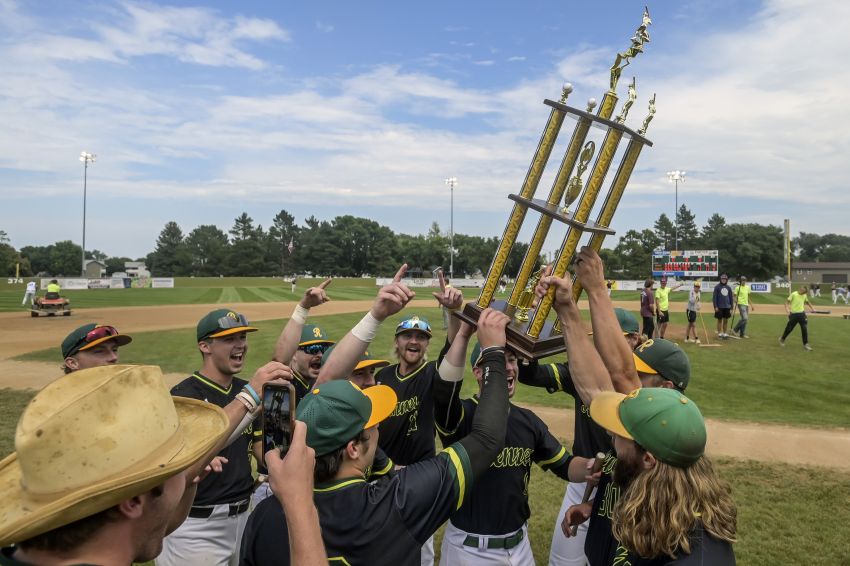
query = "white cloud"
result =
(507, 56, 526, 62)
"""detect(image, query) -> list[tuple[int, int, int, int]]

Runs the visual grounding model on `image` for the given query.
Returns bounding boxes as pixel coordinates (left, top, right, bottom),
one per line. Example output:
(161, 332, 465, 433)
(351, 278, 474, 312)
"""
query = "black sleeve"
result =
(453, 347, 508, 481)
(433, 378, 465, 437)
(530, 412, 573, 480)
(368, 447, 395, 479)
(518, 360, 573, 395)
(436, 338, 451, 366)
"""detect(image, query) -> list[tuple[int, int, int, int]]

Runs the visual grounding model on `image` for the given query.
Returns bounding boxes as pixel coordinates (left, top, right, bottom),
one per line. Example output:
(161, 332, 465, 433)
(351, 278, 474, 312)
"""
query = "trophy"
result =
(455, 8, 657, 360)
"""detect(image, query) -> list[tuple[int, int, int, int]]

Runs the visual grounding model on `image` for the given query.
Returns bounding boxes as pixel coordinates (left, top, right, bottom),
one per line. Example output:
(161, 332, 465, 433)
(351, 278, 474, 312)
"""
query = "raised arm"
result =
(574, 248, 640, 393)
(536, 267, 613, 406)
(434, 321, 474, 435)
(316, 265, 414, 385)
(451, 309, 511, 481)
(272, 279, 332, 363)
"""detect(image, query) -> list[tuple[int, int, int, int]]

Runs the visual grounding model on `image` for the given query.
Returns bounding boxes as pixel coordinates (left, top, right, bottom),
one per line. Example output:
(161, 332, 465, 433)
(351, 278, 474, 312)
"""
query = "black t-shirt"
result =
(171, 372, 254, 505)
(518, 361, 612, 458)
(585, 451, 620, 566)
(438, 397, 572, 534)
(313, 445, 472, 566)
(376, 341, 449, 465)
(612, 522, 736, 565)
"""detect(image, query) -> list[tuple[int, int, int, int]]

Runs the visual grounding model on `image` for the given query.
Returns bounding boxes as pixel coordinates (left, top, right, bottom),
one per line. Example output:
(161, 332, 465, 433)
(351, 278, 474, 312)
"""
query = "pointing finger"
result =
(318, 278, 333, 290)
(393, 264, 408, 283)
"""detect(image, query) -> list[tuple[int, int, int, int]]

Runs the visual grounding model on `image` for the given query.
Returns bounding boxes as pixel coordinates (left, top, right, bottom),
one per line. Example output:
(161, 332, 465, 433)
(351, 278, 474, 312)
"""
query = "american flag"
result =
(287, 238, 294, 255)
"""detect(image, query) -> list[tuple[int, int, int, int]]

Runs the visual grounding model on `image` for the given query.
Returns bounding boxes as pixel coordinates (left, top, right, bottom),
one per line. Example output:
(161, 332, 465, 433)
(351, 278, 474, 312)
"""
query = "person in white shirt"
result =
(21, 281, 37, 306)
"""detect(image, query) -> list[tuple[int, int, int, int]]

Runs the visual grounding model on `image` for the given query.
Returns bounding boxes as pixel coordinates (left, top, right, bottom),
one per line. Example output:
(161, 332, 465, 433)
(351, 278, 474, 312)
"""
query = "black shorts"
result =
(715, 308, 732, 319)
(657, 310, 669, 324)
(686, 310, 697, 323)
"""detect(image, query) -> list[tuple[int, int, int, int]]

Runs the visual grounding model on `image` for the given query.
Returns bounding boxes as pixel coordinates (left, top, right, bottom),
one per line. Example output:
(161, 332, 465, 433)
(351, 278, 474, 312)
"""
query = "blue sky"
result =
(1, 0, 847, 259)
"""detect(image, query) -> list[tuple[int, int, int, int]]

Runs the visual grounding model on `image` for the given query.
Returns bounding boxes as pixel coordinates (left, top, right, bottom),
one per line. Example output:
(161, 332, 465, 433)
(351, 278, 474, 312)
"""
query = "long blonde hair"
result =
(613, 456, 737, 559)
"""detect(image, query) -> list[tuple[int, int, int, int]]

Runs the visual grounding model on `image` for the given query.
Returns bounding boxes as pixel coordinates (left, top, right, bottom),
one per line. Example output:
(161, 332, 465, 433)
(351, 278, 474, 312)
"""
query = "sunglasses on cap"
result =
(300, 343, 330, 355)
(217, 313, 250, 329)
(82, 325, 120, 345)
(396, 318, 432, 335)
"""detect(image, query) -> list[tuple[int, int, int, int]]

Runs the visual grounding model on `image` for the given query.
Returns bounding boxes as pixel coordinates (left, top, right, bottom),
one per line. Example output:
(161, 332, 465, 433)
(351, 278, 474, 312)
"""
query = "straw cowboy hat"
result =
(0, 365, 228, 546)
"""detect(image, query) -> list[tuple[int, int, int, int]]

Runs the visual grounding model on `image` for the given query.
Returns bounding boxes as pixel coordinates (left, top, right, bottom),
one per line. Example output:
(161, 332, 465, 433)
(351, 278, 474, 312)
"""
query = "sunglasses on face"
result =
(300, 344, 330, 355)
(217, 313, 250, 329)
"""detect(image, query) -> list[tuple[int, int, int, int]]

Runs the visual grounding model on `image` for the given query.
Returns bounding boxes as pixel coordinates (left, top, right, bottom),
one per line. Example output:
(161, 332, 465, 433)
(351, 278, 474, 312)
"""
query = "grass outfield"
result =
(16, 306, 850, 428)
(1, 274, 839, 312)
(0, 387, 847, 565)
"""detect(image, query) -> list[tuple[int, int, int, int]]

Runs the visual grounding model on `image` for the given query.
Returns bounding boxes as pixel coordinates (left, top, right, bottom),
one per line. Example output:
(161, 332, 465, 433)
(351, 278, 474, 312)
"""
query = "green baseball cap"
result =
(196, 309, 258, 342)
(633, 338, 691, 390)
(588, 308, 640, 336)
(590, 388, 706, 468)
(296, 380, 397, 456)
(299, 324, 334, 347)
(321, 345, 389, 373)
(61, 324, 132, 359)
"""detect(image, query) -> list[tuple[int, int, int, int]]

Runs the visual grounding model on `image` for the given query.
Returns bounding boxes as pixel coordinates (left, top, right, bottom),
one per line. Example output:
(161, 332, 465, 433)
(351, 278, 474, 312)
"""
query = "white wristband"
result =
(351, 312, 381, 343)
(438, 358, 464, 382)
(291, 304, 310, 325)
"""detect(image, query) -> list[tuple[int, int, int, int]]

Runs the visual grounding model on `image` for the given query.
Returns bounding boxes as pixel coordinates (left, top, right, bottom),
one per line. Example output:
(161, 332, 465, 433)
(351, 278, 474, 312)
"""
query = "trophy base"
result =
(453, 301, 566, 361)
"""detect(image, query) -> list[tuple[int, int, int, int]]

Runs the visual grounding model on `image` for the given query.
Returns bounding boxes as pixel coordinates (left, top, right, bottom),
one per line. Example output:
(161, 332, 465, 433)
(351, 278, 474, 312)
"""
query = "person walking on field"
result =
(732, 276, 755, 338)
(684, 280, 701, 344)
(640, 279, 655, 339)
(832, 282, 838, 304)
(712, 273, 734, 338)
(654, 276, 682, 339)
(780, 286, 815, 351)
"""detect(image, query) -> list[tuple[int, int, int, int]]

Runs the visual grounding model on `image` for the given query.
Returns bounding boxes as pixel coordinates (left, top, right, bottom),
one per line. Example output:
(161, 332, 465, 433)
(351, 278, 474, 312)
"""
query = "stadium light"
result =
(445, 177, 457, 279)
(667, 170, 686, 251)
(80, 151, 97, 277)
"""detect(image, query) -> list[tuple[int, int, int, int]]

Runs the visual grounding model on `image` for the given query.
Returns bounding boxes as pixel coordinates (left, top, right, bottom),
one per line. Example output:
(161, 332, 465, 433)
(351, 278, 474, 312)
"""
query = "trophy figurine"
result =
(454, 8, 656, 359)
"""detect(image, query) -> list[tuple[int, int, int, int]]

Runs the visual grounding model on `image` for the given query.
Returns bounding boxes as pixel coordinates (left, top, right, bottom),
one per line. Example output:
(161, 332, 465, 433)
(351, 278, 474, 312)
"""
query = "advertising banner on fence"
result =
(652, 250, 719, 277)
(375, 278, 486, 288)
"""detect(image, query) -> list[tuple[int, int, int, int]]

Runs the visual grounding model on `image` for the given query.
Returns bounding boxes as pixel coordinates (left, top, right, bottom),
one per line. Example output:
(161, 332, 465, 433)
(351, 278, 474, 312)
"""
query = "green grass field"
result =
(2, 275, 837, 312)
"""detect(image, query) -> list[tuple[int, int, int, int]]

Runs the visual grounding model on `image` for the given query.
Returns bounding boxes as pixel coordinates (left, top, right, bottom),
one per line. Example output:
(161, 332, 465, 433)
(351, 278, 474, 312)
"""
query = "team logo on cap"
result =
(637, 339, 655, 353)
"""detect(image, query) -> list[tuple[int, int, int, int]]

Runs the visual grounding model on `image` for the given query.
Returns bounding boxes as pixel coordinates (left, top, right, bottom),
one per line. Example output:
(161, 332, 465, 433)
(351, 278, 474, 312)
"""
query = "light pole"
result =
(80, 151, 97, 277)
(445, 177, 457, 279)
(667, 170, 685, 251)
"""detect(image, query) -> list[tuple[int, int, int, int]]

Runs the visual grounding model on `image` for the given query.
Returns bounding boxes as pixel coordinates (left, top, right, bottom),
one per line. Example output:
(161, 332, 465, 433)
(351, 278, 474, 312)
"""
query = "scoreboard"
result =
(651, 250, 719, 277)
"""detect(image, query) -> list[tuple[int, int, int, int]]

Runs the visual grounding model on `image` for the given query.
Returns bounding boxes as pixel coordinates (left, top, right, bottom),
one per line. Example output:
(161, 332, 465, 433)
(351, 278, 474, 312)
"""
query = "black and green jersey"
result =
(437, 396, 572, 535)
(291, 370, 312, 403)
(171, 372, 254, 506)
(612, 522, 736, 565)
(585, 451, 620, 566)
(314, 445, 473, 566)
(518, 361, 612, 458)
(376, 340, 449, 465)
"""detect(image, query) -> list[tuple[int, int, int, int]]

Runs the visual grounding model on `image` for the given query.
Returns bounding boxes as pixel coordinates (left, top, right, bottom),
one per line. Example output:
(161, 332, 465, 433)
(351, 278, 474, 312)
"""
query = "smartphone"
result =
(262, 382, 296, 463)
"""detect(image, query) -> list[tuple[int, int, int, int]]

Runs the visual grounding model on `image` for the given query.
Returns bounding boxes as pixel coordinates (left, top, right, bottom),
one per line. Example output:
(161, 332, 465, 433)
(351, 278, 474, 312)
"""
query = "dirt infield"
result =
(2, 299, 849, 469)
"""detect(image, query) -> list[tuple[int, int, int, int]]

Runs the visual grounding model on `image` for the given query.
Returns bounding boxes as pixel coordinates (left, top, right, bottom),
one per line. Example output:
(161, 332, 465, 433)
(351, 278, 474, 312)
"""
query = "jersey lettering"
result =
(612, 545, 632, 566)
(491, 446, 534, 469)
(390, 395, 420, 417)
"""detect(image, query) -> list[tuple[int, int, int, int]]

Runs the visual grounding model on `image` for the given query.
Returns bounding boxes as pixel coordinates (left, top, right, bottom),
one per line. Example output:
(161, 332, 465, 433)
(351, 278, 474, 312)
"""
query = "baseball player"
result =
(589, 388, 736, 564)
(535, 248, 702, 566)
(732, 276, 755, 338)
(374, 270, 464, 564)
(779, 286, 815, 350)
(157, 308, 291, 566)
(433, 328, 590, 565)
(301, 296, 512, 566)
(21, 280, 36, 306)
(712, 273, 734, 338)
(60, 323, 133, 373)
(515, 308, 642, 566)
(654, 276, 682, 339)
(684, 280, 701, 343)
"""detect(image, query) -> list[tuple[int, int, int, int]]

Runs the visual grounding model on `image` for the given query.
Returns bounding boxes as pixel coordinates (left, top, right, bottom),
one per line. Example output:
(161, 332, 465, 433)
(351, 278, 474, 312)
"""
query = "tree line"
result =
(3, 207, 849, 279)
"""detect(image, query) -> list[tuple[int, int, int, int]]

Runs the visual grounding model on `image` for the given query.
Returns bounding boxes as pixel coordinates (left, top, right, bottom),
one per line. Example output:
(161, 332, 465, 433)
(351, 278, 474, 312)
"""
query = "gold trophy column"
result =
(476, 86, 571, 309)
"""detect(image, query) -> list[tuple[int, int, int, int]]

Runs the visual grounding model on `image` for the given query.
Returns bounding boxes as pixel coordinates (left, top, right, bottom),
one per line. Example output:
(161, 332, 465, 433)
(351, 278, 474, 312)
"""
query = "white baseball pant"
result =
(156, 502, 249, 566)
(439, 521, 534, 565)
